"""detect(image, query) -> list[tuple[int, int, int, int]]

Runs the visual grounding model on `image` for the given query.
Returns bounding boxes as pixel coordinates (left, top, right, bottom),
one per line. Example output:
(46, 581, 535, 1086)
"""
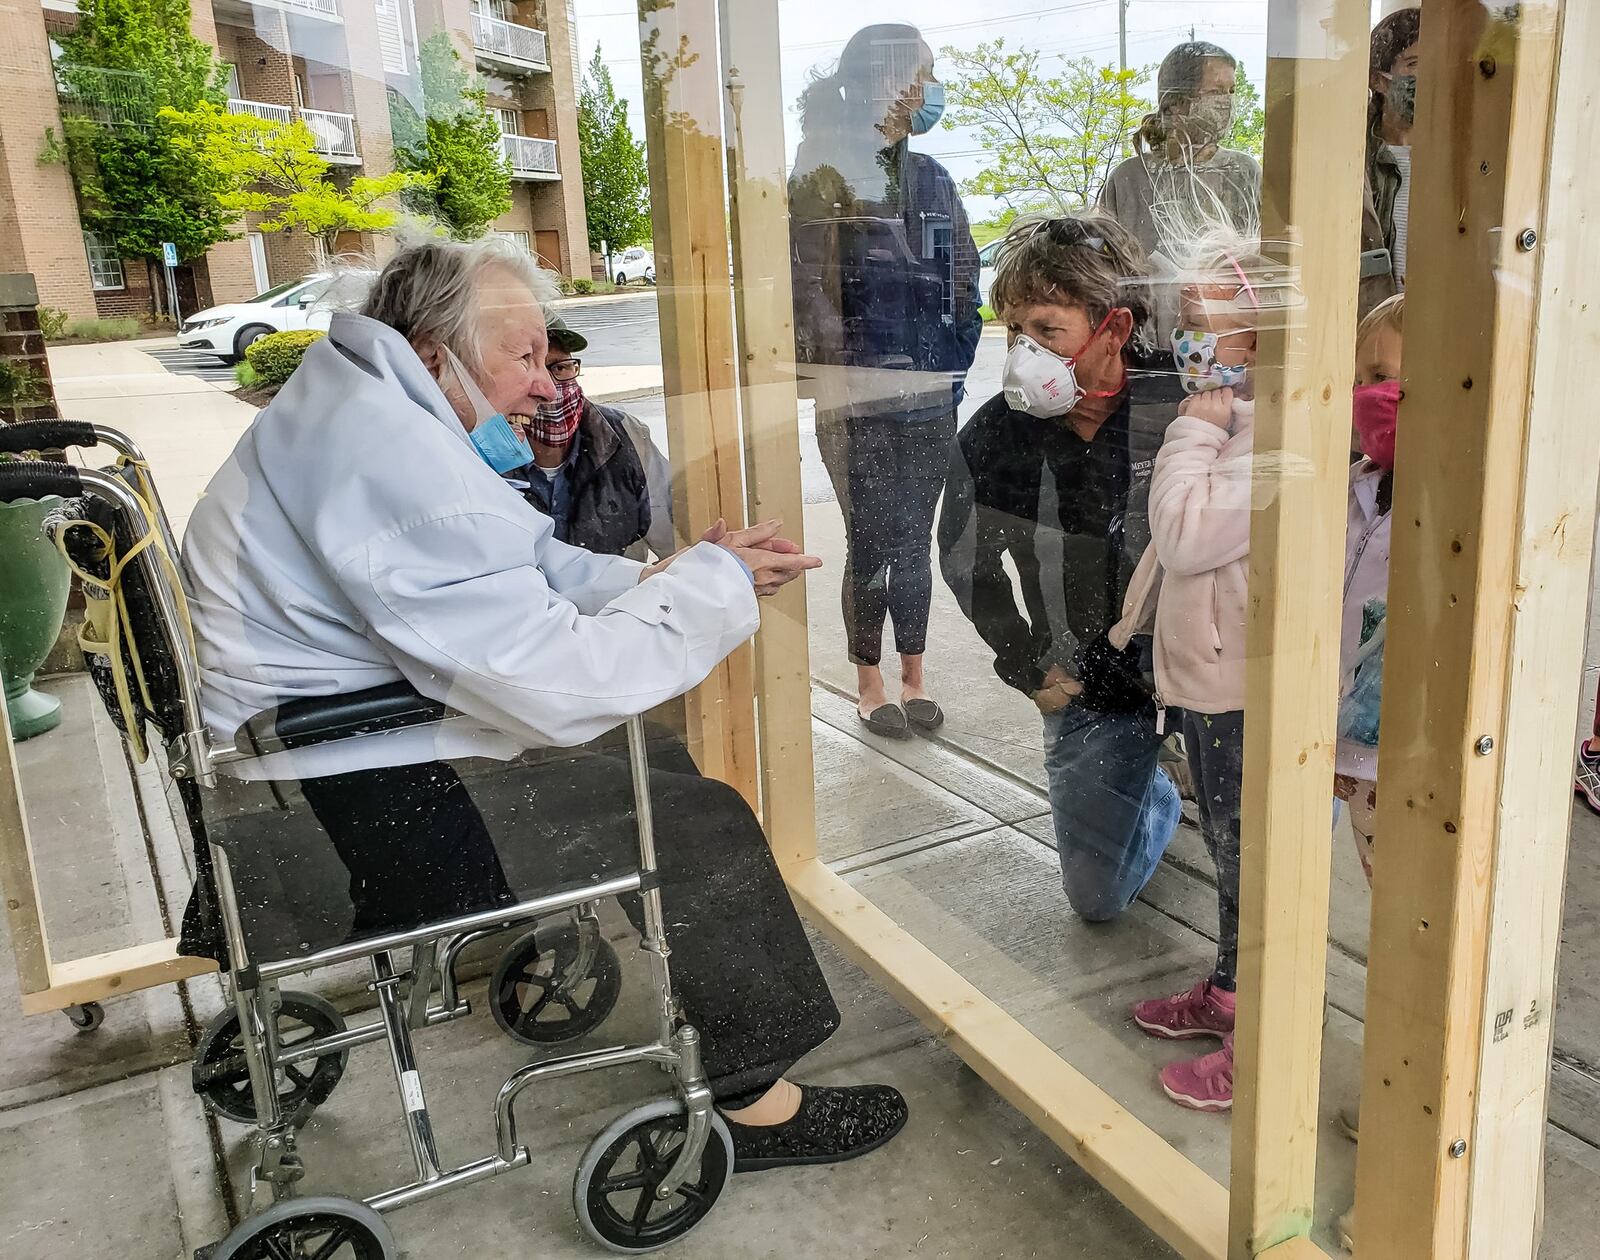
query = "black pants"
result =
(816, 409, 955, 667)
(294, 738, 841, 1104)
(1183, 709, 1246, 992)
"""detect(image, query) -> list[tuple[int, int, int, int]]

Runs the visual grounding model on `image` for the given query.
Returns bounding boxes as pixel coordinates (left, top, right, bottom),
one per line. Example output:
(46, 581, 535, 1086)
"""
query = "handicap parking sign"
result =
(162, 241, 178, 267)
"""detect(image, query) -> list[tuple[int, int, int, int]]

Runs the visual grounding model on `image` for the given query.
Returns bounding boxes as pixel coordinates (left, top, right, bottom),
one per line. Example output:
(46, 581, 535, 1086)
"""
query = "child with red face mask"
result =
(1335, 292, 1404, 885)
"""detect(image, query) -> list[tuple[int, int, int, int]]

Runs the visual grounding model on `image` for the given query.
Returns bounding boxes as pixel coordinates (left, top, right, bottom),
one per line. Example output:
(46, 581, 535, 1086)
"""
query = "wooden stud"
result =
(717, 0, 818, 865)
(634, 0, 760, 805)
(0, 692, 51, 996)
(1466, 6, 1600, 1255)
(17, 938, 217, 1016)
(1230, 3, 1370, 1255)
(785, 858, 1229, 1260)
(1356, 4, 1578, 1258)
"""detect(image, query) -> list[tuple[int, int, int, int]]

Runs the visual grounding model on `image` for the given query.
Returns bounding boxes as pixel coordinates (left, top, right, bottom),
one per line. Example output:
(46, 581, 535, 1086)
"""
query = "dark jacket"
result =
(1359, 133, 1402, 319)
(938, 356, 1185, 707)
(789, 140, 983, 422)
(508, 400, 652, 557)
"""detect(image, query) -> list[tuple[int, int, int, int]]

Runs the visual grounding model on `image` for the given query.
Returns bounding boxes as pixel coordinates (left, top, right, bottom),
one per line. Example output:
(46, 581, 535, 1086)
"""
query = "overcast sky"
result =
(570, 0, 1391, 223)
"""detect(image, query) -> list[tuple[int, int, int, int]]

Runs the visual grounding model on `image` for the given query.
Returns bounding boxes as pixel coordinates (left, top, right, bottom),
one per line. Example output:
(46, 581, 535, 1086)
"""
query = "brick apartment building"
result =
(0, 0, 590, 322)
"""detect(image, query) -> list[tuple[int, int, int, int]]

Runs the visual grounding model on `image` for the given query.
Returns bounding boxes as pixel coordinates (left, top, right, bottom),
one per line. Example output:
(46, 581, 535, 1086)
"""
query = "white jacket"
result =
(181, 313, 759, 779)
(1337, 460, 1392, 779)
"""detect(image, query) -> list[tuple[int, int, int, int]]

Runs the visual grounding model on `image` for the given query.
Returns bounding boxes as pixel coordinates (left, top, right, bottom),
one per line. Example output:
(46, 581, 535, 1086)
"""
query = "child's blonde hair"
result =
(1356, 292, 1405, 352)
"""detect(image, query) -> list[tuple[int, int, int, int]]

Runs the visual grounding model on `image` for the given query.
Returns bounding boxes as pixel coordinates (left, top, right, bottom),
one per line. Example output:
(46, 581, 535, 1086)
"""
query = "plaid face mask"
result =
(527, 377, 585, 446)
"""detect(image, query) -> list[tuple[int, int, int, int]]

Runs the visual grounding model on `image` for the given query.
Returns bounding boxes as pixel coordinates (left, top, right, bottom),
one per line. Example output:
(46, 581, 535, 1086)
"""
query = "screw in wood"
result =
(1475, 735, 1495, 755)
(1517, 228, 1539, 252)
(1450, 1139, 1468, 1158)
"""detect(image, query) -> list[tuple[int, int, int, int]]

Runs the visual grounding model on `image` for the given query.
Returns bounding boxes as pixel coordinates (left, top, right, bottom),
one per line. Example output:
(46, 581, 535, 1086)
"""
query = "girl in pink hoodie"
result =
(1115, 235, 1266, 1112)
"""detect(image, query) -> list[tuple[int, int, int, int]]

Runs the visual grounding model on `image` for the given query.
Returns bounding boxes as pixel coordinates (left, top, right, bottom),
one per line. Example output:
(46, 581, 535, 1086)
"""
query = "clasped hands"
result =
(642, 518, 821, 596)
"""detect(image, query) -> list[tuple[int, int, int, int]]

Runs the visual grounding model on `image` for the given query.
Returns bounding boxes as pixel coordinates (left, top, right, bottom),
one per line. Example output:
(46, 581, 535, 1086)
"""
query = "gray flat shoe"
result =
(903, 698, 944, 732)
(858, 703, 909, 738)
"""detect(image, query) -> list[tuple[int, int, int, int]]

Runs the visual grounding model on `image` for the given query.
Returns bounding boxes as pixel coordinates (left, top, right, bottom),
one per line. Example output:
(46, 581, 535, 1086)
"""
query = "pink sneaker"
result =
(1132, 979, 1236, 1040)
(1161, 1035, 1235, 1112)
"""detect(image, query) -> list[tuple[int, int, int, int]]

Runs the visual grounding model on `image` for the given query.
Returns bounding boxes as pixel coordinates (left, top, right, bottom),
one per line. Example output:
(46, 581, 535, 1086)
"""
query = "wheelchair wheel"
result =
(489, 923, 622, 1045)
(574, 1100, 733, 1254)
(193, 991, 348, 1125)
(208, 1196, 394, 1260)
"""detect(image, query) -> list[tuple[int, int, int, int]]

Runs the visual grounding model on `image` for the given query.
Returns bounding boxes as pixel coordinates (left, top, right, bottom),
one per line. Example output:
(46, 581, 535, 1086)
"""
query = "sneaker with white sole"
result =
(1159, 1034, 1235, 1112)
(1133, 978, 1236, 1040)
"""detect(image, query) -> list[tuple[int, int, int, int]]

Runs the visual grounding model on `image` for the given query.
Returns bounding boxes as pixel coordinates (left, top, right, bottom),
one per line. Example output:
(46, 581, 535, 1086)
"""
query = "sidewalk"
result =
(14, 337, 1600, 1256)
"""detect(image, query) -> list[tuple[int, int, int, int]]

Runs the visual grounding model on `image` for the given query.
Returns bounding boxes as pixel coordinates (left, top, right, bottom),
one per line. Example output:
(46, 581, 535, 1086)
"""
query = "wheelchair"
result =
(0, 422, 735, 1257)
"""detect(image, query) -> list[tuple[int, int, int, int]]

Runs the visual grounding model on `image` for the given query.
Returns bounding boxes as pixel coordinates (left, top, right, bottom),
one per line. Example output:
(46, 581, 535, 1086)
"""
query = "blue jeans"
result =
(1042, 703, 1181, 921)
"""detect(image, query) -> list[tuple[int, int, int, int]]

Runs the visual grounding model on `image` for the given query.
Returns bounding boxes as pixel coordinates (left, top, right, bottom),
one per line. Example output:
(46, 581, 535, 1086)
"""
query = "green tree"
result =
(578, 46, 650, 255)
(1226, 73, 1266, 159)
(163, 103, 424, 260)
(941, 40, 1152, 214)
(390, 33, 512, 238)
(54, 0, 232, 263)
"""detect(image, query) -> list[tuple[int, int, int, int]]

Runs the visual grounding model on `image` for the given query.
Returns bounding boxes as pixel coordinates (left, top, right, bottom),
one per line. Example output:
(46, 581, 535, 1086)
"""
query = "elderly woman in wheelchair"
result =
(0, 235, 905, 1258)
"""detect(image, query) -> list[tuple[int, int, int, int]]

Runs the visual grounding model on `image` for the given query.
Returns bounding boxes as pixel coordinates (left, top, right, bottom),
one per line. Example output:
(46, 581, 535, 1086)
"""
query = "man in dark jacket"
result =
(504, 316, 675, 560)
(939, 212, 1183, 922)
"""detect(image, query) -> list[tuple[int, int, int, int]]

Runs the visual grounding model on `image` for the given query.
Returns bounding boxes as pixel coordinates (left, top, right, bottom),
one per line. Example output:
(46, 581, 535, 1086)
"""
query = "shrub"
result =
(234, 361, 260, 389)
(37, 307, 70, 340)
(571, 278, 595, 295)
(65, 317, 141, 341)
(244, 329, 326, 388)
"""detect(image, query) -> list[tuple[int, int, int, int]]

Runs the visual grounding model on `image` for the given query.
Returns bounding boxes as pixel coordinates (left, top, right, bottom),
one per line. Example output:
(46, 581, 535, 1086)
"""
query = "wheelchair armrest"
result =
(240, 682, 451, 755)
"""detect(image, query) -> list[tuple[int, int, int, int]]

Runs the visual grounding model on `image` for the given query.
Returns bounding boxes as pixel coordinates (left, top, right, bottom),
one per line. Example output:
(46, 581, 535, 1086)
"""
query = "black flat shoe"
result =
(903, 698, 944, 732)
(858, 703, 909, 738)
(724, 1084, 908, 1173)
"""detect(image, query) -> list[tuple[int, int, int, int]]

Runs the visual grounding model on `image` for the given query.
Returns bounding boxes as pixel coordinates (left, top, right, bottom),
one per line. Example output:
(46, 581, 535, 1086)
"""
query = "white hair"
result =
(360, 234, 562, 371)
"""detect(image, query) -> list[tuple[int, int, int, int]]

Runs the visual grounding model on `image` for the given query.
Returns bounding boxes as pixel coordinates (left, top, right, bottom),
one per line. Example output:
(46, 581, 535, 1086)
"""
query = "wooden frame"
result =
(657, 2, 1593, 1258)
(0, 696, 215, 1015)
(0, 4, 1589, 1257)
(1356, 4, 1600, 1257)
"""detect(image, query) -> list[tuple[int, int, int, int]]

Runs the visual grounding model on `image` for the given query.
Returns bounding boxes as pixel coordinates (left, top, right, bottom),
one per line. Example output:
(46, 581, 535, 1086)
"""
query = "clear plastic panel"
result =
(1, 0, 1594, 1257)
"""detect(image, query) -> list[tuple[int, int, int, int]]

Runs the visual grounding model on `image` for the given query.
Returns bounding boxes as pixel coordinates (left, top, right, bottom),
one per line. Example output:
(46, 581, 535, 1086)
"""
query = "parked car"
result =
(977, 238, 1002, 311)
(178, 271, 373, 364)
(612, 247, 656, 286)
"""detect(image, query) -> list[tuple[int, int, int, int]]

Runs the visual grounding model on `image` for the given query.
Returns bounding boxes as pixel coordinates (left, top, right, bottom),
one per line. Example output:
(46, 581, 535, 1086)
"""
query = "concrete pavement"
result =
(8, 330, 1600, 1256)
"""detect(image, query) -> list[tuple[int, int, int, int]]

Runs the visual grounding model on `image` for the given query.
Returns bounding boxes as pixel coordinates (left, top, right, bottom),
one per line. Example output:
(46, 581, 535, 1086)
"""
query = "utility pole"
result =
(1118, 0, 1129, 71)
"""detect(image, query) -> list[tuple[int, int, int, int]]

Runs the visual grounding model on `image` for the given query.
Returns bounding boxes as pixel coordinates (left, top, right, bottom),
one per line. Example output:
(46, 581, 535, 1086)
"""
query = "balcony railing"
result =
(500, 134, 558, 180)
(227, 99, 360, 162)
(227, 98, 293, 125)
(55, 66, 153, 127)
(473, 13, 550, 70)
(301, 108, 359, 161)
(260, 0, 342, 17)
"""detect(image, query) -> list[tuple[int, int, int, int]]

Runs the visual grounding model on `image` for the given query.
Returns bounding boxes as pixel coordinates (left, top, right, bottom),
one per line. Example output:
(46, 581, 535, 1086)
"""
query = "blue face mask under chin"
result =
(910, 81, 944, 136)
(444, 346, 534, 474)
(469, 411, 535, 474)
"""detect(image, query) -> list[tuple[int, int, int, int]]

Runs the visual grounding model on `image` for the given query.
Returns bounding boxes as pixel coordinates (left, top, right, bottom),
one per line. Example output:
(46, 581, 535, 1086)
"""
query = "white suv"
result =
(178, 272, 373, 364)
(612, 247, 655, 286)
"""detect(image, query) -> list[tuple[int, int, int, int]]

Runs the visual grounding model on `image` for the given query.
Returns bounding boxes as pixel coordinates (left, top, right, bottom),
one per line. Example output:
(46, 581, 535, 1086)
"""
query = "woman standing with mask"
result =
(1100, 42, 1261, 269)
(1358, 7, 1421, 317)
(790, 24, 982, 738)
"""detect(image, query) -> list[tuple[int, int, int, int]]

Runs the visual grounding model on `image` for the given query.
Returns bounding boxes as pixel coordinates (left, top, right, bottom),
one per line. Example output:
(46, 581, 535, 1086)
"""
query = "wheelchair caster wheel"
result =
(490, 924, 622, 1045)
(207, 1195, 394, 1260)
(193, 991, 348, 1125)
(64, 1002, 104, 1032)
(574, 1099, 733, 1254)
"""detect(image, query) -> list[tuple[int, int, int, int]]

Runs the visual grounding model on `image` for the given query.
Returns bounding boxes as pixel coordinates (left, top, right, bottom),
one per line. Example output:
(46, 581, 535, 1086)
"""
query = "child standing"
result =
(1111, 235, 1264, 1111)
(1334, 293, 1404, 886)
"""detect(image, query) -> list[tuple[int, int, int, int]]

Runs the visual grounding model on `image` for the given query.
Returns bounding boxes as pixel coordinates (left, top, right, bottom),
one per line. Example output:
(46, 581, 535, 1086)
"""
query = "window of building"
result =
(375, 0, 410, 75)
(83, 232, 125, 291)
(494, 230, 532, 252)
(496, 107, 520, 136)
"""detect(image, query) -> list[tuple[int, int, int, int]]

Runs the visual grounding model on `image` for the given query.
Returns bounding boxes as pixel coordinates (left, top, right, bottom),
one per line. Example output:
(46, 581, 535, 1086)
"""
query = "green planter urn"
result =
(0, 493, 70, 740)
